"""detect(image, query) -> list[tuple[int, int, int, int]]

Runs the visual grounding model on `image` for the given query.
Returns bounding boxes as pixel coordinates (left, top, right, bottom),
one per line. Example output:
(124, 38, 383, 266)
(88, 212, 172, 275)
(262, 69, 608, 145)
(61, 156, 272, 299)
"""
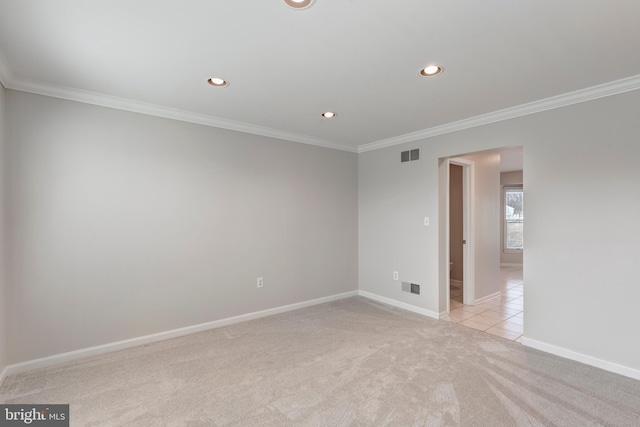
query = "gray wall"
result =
(4, 84, 640, 374)
(359, 148, 439, 313)
(360, 89, 640, 371)
(500, 171, 524, 265)
(0, 84, 6, 374)
(359, 146, 501, 315)
(5, 90, 358, 364)
(462, 151, 501, 301)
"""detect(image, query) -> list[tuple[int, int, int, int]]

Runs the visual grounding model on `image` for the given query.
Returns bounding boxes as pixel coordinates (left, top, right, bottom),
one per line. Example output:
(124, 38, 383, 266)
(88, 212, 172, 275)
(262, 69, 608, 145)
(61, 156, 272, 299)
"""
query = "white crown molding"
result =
(358, 74, 640, 153)
(2, 43, 639, 156)
(2, 75, 357, 153)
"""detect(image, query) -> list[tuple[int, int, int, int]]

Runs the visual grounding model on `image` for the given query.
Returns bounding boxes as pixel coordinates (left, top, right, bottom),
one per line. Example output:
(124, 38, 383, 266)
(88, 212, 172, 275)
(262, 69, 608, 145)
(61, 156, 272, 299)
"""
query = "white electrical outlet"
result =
(257, 277, 264, 288)
(393, 271, 399, 281)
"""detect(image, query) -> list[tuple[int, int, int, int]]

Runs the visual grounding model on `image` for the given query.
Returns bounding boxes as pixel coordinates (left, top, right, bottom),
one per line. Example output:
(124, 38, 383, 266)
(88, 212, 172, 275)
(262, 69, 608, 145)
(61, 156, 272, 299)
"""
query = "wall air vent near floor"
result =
(402, 282, 420, 295)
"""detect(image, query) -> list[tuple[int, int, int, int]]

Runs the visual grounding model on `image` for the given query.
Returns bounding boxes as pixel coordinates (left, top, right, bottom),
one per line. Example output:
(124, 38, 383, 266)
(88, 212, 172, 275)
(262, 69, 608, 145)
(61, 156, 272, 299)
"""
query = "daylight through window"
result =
(505, 187, 524, 250)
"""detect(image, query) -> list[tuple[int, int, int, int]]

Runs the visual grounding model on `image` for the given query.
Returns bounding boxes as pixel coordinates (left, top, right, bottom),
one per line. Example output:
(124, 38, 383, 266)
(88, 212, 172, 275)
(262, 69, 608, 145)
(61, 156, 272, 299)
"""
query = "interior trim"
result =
(474, 291, 501, 305)
(0, 291, 359, 384)
(358, 74, 640, 153)
(358, 290, 439, 319)
(0, 75, 357, 153)
(3, 292, 639, 386)
(1, 48, 639, 155)
(522, 337, 640, 381)
(0, 365, 8, 389)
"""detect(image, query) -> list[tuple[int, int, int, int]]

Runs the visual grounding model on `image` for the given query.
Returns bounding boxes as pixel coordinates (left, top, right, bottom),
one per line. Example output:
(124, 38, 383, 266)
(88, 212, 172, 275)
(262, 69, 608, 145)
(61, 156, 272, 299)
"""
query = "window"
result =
(504, 187, 524, 250)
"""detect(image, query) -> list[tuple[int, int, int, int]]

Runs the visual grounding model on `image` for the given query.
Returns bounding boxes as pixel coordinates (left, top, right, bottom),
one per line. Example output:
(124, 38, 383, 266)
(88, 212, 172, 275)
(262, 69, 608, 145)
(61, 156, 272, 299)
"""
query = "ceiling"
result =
(1, 1, 639, 153)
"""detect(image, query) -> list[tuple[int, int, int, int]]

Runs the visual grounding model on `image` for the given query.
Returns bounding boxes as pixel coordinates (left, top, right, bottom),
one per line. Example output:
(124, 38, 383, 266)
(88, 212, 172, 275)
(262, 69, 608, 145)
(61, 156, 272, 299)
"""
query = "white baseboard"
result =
(500, 263, 523, 267)
(0, 365, 8, 388)
(5, 294, 638, 386)
(474, 291, 501, 305)
(522, 337, 640, 381)
(1, 291, 359, 382)
(358, 290, 439, 320)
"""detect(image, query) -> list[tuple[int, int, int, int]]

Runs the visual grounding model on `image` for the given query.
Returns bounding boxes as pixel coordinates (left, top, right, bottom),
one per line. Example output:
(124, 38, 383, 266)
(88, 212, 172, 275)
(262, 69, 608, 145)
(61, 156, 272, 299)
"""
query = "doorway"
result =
(440, 148, 524, 342)
(449, 163, 464, 304)
(444, 157, 475, 312)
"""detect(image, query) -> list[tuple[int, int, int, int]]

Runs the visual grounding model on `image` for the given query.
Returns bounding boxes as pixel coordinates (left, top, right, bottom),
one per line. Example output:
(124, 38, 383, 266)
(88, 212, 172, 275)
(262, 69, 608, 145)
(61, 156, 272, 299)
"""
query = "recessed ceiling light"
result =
(207, 77, 229, 87)
(321, 111, 337, 118)
(420, 65, 443, 77)
(283, 0, 315, 10)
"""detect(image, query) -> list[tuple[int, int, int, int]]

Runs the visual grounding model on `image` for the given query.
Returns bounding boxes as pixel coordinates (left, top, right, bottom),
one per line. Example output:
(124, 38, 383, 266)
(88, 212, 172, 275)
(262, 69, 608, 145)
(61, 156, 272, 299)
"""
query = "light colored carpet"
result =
(1, 297, 639, 426)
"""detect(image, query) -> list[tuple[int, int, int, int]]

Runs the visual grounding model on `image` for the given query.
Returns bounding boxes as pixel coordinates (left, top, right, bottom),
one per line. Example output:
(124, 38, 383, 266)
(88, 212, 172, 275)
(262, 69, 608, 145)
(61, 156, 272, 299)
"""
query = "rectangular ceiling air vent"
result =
(401, 149, 420, 163)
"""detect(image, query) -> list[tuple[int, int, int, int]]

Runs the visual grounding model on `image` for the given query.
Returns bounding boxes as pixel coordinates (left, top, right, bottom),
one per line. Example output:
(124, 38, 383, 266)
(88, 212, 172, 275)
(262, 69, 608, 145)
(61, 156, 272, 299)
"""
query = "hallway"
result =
(442, 265, 524, 342)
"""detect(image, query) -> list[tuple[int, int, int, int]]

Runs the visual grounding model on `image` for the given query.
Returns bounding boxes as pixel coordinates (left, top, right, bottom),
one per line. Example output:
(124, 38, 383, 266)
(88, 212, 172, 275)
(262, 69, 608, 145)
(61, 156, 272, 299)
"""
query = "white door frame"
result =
(445, 157, 476, 310)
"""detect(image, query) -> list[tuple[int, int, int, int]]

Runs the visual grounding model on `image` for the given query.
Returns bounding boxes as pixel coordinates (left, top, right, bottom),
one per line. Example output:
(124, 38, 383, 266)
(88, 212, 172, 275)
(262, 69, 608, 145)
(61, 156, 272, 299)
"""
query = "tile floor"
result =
(442, 265, 524, 342)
